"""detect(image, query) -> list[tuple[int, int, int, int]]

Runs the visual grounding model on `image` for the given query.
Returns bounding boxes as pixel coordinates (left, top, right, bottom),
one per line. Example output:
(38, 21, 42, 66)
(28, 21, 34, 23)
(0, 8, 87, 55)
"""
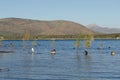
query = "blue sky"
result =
(0, 0, 120, 28)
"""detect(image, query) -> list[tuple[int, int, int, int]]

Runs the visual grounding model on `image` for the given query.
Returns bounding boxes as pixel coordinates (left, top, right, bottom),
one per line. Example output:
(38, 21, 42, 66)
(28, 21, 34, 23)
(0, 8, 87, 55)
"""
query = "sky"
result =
(0, 0, 120, 28)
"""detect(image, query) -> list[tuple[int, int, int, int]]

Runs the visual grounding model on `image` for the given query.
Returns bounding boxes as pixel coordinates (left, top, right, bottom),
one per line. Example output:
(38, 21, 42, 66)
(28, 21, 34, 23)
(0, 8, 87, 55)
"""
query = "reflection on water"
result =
(0, 40, 120, 80)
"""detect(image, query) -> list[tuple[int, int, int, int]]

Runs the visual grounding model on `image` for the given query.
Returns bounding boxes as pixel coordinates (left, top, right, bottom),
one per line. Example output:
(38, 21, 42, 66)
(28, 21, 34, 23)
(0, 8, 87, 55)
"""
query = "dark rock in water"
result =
(0, 51, 14, 53)
(73, 47, 75, 50)
(0, 68, 9, 72)
(108, 46, 111, 49)
(36, 52, 42, 54)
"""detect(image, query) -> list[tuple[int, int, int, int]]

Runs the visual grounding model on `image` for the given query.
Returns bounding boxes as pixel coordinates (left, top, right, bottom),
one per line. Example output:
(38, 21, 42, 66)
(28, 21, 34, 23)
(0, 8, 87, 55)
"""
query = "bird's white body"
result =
(31, 48, 34, 53)
(51, 49, 56, 54)
(111, 51, 115, 56)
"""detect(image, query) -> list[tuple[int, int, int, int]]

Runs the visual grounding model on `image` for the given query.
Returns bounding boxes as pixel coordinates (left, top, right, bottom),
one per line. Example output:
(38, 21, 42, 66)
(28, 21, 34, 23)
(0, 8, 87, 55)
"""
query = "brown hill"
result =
(0, 18, 94, 36)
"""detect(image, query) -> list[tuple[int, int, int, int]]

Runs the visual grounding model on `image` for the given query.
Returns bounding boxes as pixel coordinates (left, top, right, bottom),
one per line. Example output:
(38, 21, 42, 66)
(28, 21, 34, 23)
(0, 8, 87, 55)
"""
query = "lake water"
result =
(0, 39, 120, 80)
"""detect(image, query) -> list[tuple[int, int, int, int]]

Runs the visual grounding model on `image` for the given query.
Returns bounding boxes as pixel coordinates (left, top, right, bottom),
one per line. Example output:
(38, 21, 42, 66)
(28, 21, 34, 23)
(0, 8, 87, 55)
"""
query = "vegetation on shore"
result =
(0, 33, 119, 40)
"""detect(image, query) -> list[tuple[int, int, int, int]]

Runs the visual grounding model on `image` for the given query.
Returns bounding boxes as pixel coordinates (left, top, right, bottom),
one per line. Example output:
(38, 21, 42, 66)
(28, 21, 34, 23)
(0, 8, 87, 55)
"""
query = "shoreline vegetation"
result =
(0, 33, 120, 40)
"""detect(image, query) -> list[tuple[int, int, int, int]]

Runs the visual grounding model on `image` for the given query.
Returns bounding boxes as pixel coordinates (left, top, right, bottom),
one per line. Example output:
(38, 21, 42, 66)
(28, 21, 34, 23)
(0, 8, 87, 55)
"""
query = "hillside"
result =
(86, 24, 120, 34)
(0, 18, 94, 36)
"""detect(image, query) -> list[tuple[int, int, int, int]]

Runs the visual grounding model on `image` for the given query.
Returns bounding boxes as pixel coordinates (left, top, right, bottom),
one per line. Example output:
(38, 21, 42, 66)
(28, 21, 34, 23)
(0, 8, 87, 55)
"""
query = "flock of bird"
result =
(31, 47, 116, 56)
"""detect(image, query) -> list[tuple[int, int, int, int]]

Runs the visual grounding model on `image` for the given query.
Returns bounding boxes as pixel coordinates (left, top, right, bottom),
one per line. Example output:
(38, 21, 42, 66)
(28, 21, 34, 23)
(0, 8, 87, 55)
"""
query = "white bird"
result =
(111, 51, 115, 56)
(31, 48, 34, 53)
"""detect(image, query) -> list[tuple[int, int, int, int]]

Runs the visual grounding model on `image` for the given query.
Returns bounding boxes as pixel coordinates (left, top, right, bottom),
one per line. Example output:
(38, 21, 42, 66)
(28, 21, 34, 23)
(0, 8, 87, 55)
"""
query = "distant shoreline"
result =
(0, 33, 120, 40)
(1, 38, 120, 41)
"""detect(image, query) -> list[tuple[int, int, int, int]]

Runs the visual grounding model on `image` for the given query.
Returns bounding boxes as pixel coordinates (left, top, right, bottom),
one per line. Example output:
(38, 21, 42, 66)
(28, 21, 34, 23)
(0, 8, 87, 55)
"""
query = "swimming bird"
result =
(111, 51, 115, 56)
(51, 49, 56, 55)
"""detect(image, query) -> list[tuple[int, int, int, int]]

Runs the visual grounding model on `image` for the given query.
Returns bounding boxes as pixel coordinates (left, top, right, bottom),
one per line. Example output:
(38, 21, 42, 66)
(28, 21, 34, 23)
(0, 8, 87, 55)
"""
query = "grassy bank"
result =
(0, 33, 120, 40)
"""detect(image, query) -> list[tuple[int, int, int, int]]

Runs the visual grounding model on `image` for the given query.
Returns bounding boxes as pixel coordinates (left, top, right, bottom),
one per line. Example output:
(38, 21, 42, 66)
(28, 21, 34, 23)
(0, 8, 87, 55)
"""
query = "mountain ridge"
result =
(86, 24, 120, 34)
(0, 18, 94, 36)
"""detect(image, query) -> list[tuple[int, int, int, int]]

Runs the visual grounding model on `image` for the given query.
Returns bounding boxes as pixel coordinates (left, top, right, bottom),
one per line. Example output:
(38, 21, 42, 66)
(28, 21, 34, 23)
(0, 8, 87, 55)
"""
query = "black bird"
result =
(84, 50, 88, 55)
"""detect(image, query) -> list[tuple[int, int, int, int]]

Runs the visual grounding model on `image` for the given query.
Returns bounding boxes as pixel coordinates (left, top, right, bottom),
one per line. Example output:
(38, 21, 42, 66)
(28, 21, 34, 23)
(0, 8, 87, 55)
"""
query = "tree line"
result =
(0, 33, 119, 40)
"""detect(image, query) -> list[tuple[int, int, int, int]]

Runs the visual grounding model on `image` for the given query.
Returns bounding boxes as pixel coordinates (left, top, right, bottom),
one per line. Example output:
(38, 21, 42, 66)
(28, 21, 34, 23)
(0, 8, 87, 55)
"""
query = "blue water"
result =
(0, 39, 120, 80)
